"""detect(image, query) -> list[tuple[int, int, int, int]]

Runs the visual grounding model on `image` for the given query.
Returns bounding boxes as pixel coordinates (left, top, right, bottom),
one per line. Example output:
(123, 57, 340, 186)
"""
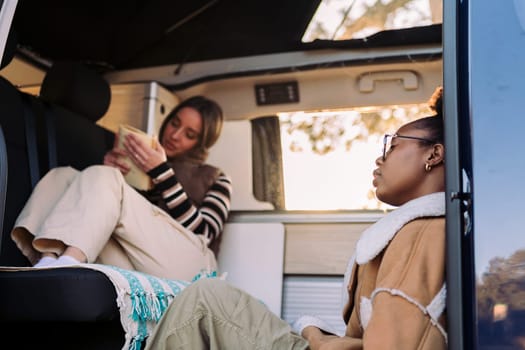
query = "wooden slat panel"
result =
(284, 222, 372, 275)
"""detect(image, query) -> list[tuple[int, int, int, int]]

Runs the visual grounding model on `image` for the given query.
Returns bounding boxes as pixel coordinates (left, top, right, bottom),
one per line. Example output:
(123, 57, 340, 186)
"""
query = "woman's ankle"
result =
(41, 252, 58, 259)
(54, 255, 83, 266)
(62, 246, 87, 263)
(33, 255, 58, 268)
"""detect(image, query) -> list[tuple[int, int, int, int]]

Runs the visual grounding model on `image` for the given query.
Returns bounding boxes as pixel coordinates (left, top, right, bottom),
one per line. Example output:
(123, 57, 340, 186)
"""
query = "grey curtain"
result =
(251, 116, 285, 210)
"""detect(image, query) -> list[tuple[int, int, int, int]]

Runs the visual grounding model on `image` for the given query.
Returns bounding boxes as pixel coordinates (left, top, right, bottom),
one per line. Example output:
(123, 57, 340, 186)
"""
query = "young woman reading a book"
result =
(144, 88, 447, 350)
(11, 95, 232, 281)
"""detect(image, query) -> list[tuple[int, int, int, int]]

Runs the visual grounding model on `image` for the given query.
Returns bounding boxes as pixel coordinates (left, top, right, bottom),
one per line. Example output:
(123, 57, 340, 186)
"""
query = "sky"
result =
(279, 106, 424, 211)
(282, 139, 382, 210)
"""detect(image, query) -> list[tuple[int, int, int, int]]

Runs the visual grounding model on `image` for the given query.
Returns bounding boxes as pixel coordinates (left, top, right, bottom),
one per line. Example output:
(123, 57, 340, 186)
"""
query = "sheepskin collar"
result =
(355, 192, 445, 265)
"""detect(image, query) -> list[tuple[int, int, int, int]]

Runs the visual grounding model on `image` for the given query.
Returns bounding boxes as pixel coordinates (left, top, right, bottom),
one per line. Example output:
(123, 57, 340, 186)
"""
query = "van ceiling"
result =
(12, 0, 320, 70)
(11, 0, 441, 74)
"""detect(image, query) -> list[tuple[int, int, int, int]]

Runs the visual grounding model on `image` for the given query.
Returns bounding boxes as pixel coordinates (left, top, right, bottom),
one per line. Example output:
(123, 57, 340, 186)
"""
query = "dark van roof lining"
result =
(12, 0, 441, 73)
(304, 24, 442, 50)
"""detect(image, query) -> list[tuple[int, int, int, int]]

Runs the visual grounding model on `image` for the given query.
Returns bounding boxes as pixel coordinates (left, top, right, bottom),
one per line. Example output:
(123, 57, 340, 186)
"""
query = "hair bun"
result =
(428, 86, 443, 116)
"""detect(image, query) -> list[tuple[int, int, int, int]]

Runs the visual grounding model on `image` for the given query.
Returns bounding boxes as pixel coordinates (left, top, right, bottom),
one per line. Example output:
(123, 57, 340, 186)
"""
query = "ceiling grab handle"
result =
(358, 70, 419, 93)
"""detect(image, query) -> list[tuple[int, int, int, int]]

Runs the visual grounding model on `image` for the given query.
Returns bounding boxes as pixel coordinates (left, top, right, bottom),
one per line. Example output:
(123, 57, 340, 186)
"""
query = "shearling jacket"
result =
(341, 192, 447, 349)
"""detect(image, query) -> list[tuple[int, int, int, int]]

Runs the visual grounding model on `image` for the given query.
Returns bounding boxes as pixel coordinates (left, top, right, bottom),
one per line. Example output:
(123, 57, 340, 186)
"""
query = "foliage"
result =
(280, 104, 430, 155)
(477, 249, 525, 320)
(279, 104, 432, 210)
(291, 0, 440, 154)
(304, 0, 440, 42)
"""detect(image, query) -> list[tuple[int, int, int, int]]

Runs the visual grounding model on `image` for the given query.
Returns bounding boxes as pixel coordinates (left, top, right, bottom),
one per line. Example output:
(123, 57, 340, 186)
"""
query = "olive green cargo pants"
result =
(145, 278, 310, 350)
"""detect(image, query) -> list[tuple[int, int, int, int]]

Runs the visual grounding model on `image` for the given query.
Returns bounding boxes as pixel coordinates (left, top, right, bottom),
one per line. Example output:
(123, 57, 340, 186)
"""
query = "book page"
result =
(118, 124, 154, 191)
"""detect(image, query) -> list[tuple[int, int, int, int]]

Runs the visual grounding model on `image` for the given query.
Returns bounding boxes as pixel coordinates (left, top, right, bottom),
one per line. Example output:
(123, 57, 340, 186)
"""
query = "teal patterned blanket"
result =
(85, 264, 192, 350)
(0, 264, 219, 350)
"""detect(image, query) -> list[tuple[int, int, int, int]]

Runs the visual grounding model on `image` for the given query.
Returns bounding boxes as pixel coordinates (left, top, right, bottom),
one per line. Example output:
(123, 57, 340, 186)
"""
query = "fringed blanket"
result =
(84, 264, 196, 350)
(0, 264, 219, 350)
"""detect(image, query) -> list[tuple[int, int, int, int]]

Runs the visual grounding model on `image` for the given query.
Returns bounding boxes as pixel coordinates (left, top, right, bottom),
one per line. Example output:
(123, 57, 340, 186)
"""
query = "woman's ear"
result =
(427, 143, 445, 166)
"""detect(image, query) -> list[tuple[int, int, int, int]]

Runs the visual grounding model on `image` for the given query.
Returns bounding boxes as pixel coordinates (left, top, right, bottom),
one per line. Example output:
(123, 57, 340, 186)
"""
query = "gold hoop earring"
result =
(425, 163, 432, 172)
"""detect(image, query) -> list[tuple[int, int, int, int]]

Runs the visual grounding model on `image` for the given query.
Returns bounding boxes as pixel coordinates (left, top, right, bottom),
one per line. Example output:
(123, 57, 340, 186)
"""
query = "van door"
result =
(0, 0, 18, 67)
(445, 0, 525, 349)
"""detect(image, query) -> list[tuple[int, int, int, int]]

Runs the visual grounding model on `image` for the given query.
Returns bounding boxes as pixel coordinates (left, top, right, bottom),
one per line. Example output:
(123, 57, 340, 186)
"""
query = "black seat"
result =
(0, 35, 127, 348)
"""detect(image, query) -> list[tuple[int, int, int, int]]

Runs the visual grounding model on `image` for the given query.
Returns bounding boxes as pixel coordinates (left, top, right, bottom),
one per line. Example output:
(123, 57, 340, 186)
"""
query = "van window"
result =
(279, 103, 432, 210)
(303, 0, 443, 42)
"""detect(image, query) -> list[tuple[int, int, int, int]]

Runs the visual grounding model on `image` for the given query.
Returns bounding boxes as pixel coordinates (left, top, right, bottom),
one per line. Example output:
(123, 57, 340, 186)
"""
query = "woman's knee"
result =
(33, 166, 79, 193)
(82, 164, 121, 176)
(48, 165, 76, 176)
(180, 279, 234, 309)
(190, 278, 227, 298)
(43, 166, 78, 182)
(200, 278, 237, 293)
(80, 165, 124, 187)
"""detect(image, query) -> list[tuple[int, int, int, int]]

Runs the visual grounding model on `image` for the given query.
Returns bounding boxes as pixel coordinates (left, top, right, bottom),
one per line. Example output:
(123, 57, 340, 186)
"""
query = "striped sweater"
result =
(147, 162, 232, 245)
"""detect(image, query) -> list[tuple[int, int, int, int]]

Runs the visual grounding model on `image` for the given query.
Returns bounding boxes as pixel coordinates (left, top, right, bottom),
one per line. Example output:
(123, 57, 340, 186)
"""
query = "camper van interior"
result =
(1, 0, 524, 349)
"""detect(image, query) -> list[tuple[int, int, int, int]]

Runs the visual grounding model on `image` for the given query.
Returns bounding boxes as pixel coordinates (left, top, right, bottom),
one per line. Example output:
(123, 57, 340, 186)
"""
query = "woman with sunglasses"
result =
(11, 96, 232, 281)
(142, 87, 446, 350)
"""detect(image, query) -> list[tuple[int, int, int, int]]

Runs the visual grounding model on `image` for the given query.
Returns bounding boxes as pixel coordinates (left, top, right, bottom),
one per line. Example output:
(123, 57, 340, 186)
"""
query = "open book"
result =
(118, 124, 154, 191)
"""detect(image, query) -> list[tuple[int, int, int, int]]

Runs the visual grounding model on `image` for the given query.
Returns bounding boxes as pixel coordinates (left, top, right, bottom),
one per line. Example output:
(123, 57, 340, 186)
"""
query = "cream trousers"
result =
(11, 165, 216, 281)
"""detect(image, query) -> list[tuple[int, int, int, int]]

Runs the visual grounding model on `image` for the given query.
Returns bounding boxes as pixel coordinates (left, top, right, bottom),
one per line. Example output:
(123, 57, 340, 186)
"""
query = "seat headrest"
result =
(40, 61, 111, 123)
